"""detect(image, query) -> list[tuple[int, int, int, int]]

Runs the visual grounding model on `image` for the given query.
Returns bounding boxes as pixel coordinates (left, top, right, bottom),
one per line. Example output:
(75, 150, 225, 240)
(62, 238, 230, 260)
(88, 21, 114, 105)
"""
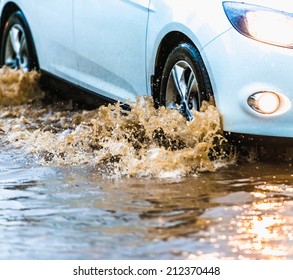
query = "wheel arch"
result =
(152, 31, 213, 108)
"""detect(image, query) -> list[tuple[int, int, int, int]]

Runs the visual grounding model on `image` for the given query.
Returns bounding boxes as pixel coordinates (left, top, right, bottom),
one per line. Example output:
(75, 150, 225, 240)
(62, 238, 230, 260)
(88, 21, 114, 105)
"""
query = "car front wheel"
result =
(160, 43, 212, 121)
(0, 11, 38, 71)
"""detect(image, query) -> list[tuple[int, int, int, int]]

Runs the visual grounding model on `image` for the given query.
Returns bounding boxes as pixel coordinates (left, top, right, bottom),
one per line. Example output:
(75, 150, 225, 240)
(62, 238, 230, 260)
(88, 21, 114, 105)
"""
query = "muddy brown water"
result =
(0, 69, 292, 259)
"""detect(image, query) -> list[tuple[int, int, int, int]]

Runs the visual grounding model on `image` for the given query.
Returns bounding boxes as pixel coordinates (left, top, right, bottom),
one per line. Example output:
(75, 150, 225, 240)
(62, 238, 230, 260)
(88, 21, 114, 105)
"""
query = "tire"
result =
(0, 11, 39, 71)
(160, 42, 212, 121)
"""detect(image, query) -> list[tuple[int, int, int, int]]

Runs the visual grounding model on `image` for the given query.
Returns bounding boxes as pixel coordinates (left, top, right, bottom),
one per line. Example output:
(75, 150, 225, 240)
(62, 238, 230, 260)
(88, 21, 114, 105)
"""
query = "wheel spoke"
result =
(186, 72, 196, 97)
(186, 71, 199, 112)
(19, 35, 29, 70)
(9, 26, 21, 55)
(19, 33, 27, 53)
(184, 104, 194, 121)
(171, 65, 187, 101)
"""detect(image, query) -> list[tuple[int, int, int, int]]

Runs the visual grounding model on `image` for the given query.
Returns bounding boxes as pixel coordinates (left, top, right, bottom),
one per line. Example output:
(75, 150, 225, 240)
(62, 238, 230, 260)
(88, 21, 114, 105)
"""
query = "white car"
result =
(0, 0, 293, 139)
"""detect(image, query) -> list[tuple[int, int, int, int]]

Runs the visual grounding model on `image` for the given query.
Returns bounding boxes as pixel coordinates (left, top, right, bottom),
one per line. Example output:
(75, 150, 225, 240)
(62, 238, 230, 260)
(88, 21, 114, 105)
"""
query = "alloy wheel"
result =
(165, 60, 200, 121)
(4, 23, 29, 71)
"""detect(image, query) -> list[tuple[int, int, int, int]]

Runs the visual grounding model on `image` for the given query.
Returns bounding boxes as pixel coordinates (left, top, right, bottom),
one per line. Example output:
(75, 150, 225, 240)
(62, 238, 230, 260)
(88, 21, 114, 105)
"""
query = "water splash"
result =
(0, 67, 43, 105)
(0, 69, 229, 178)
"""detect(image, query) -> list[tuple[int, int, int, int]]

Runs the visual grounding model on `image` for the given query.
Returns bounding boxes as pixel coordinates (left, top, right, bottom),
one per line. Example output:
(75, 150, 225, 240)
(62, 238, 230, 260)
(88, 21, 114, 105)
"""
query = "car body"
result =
(0, 0, 293, 139)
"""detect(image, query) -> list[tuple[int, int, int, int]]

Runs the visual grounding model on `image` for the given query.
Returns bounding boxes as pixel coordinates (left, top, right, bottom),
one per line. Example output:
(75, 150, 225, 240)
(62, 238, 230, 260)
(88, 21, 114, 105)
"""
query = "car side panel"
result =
(74, 0, 150, 102)
(35, 0, 78, 82)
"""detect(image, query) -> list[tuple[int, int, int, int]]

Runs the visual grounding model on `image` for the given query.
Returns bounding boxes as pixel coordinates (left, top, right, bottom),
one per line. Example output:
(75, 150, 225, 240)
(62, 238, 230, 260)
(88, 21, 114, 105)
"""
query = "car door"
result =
(74, 0, 150, 102)
(36, 0, 78, 82)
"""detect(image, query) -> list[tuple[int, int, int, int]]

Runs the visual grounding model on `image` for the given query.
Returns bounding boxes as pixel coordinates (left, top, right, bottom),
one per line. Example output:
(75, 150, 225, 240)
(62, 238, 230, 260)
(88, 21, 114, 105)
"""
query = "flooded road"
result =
(0, 69, 292, 260)
(1, 152, 292, 260)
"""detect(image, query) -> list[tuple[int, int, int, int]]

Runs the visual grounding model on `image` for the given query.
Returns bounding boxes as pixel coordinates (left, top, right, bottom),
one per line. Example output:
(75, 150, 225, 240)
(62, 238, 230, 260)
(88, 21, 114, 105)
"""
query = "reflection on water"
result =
(229, 183, 293, 259)
(192, 164, 293, 260)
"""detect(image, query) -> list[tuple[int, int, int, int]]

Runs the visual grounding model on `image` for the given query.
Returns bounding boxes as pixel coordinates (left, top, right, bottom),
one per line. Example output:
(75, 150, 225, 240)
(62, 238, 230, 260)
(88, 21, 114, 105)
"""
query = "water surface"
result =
(0, 68, 292, 260)
(1, 150, 292, 260)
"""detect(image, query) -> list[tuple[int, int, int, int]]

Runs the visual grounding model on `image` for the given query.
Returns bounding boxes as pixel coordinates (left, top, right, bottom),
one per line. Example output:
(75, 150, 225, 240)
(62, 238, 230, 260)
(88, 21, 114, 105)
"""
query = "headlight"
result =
(223, 1, 293, 49)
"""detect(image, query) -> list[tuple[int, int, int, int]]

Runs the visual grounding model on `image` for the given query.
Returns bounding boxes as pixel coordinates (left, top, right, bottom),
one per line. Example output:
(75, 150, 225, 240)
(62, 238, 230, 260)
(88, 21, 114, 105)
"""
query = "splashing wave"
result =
(0, 69, 229, 177)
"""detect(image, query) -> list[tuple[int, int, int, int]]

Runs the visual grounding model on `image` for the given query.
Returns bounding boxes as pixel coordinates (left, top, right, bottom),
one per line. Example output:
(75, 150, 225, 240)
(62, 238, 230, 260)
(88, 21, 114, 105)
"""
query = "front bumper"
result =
(202, 27, 293, 138)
